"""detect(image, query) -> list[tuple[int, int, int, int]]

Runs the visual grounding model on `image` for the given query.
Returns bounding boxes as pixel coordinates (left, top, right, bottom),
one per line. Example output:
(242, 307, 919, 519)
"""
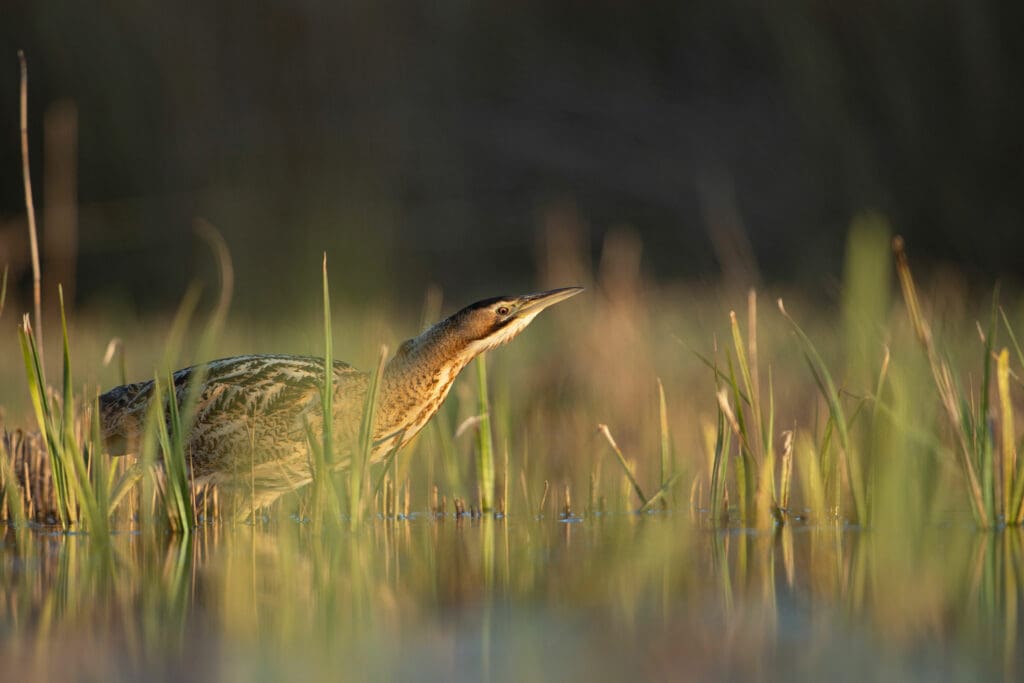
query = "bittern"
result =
(99, 287, 582, 509)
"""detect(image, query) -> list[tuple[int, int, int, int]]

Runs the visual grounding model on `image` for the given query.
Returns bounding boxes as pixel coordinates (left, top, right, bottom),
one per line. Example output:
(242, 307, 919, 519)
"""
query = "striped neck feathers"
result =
(375, 303, 544, 444)
(376, 316, 478, 442)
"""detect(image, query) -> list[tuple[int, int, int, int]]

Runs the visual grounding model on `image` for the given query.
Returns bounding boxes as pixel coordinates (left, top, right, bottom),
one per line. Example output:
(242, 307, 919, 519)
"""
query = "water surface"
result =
(1, 514, 1018, 681)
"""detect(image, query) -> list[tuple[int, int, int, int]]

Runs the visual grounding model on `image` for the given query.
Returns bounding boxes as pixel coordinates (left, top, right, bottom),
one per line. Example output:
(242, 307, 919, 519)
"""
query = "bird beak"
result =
(514, 286, 584, 317)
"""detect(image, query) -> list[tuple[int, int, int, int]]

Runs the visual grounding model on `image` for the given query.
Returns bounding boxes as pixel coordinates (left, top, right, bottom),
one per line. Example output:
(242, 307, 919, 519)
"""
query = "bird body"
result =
(99, 287, 582, 508)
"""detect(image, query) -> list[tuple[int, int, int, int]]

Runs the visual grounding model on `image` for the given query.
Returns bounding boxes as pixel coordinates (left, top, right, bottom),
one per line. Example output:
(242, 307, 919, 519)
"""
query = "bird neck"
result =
(374, 318, 476, 447)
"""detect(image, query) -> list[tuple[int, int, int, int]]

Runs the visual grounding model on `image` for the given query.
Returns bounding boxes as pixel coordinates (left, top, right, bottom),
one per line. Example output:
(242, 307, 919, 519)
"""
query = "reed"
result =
(475, 355, 496, 513)
(308, 254, 342, 529)
(0, 433, 27, 527)
(778, 299, 865, 524)
(349, 345, 387, 530)
(18, 314, 73, 526)
(2, 219, 1023, 537)
(893, 237, 1008, 527)
(597, 423, 649, 509)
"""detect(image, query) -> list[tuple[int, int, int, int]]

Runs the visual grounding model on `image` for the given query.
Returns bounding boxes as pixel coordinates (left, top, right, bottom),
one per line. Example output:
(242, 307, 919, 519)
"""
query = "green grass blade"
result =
(978, 289, 998, 522)
(373, 429, 407, 500)
(53, 289, 113, 537)
(996, 349, 1019, 522)
(657, 378, 671, 490)
(707, 349, 731, 523)
(685, 344, 752, 406)
(597, 424, 648, 508)
(18, 318, 72, 526)
(1001, 308, 1024, 379)
(59, 287, 74, 449)
(893, 236, 987, 526)
(430, 407, 464, 497)
(148, 379, 185, 531)
(778, 299, 866, 524)
(795, 432, 827, 521)
(55, 287, 94, 530)
(639, 472, 683, 513)
(164, 374, 194, 532)
(778, 429, 794, 513)
(310, 254, 342, 529)
(730, 311, 756, 427)
(322, 254, 334, 468)
(476, 355, 496, 513)
(709, 402, 730, 522)
(724, 352, 755, 521)
(351, 345, 387, 529)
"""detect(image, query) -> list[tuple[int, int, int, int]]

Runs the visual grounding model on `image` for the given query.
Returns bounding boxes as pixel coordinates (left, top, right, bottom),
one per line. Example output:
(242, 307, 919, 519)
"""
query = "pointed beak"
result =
(514, 286, 584, 317)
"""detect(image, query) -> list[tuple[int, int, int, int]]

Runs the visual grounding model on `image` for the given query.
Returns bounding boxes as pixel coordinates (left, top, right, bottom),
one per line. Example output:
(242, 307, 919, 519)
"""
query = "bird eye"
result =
(496, 305, 510, 316)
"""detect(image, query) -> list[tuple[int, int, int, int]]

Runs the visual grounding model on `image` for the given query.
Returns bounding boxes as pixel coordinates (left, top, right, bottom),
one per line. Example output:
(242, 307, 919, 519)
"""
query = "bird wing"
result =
(99, 355, 367, 475)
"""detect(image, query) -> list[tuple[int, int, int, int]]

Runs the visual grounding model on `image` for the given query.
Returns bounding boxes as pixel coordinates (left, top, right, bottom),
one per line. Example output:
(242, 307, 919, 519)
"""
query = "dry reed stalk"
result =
(0, 265, 7, 320)
(997, 349, 1017, 520)
(597, 423, 649, 507)
(2, 428, 60, 523)
(893, 236, 987, 526)
(778, 429, 795, 513)
(18, 51, 43, 361)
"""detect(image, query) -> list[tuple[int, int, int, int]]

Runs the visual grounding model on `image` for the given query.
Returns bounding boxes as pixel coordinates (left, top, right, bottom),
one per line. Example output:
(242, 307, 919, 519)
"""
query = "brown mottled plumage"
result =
(99, 287, 582, 508)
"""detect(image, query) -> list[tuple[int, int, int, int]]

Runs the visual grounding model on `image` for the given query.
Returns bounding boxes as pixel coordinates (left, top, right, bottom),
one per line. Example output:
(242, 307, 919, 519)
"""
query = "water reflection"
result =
(1, 517, 1020, 681)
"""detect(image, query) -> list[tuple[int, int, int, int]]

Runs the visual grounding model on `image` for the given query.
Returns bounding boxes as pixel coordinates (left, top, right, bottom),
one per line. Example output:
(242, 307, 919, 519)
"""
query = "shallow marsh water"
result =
(1, 513, 1020, 682)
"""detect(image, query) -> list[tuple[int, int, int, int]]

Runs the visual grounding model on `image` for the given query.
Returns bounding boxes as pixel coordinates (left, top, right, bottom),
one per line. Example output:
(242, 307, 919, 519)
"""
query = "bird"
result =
(98, 287, 583, 510)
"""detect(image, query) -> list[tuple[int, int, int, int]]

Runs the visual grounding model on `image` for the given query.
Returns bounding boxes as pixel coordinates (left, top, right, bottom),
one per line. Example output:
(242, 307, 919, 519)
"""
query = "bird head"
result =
(390, 286, 584, 372)
(450, 286, 584, 354)
(377, 286, 584, 453)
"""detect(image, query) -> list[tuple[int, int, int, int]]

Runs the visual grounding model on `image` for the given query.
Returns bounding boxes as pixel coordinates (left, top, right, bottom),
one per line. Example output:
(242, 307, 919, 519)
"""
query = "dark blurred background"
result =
(1, 1, 1022, 317)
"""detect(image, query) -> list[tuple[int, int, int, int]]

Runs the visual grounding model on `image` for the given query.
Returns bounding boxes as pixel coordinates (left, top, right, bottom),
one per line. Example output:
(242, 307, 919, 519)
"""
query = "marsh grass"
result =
(0, 436, 27, 527)
(2, 220, 1024, 538)
(14, 286, 196, 536)
(474, 356, 496, 513)
(598, 423, 648, 509)
(306, 255, 399, 530)
(17, 288, 115, 534)
(307, 255, 342, 529)
(2, 226, 236, 534)
(18, 314, 72, 526)
(894, 238, 1024, 528)
(350, 345, 387, 528)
